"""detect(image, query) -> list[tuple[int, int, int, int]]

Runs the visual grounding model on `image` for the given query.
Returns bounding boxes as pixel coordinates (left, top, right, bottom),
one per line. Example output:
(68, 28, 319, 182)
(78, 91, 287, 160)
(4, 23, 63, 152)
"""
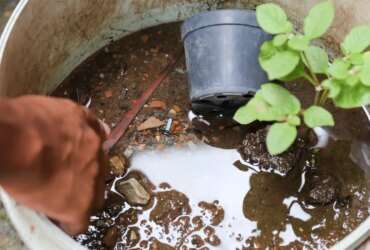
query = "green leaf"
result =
(363, 51, 370, 64)
(304, 1, 335, 39)
(279, 62, 305, 81)
(345, 75, 360, 87)
(288, 35, 309, 51)
(287, 115, 301, 126)
(322, 79, 341, 98)
(333, 84, 370, 108)
(303, 106, 335, 128)
(260, 83, 301, 114)
(238, 94, 285, 122)
(273, 34, 288, 47)
(361, 70, 370, 86)
(267, 123, 297, 155)
(233, 105, 257, 125)
(342, 26, 370, 54)
(360, 60, 370, 86)
(256, 3, 293, 34)
(257, 107, 287, 122)
(259, 41, 277, 60)
(304, 46, 329, 74)
(349, 53, 364, 65)
(259, 50, 300, 80)
(328, 59, 350, 79)
(250, 93, 286, 122)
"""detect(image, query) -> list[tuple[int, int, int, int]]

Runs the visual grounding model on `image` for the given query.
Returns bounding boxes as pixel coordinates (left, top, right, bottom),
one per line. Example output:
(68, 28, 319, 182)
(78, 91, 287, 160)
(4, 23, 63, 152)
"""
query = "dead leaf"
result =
(137, 117, 164, 131)
(172, 120, 184, 133)
(173, 105, 181, 113)
(148, 100, 167, 110)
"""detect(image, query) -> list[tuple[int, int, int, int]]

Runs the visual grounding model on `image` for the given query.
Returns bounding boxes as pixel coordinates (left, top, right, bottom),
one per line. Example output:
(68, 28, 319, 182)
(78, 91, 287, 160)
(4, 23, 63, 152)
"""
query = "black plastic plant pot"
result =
(181, 9, 271, 113)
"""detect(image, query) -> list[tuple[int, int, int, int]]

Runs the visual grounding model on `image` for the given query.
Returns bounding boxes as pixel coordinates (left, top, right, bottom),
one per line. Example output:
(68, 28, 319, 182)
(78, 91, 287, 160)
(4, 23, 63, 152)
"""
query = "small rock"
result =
(106, 204, 122, 217)
(127, 227, 140, 246)
(137, 117, 165, 131)
(103, 226, 119, 248)
(109, 155, 128, 176)
(148, 100, 167, 110)
(123, 147, 134, 158)
(168, 109, 177, 117)
(115, 178, 151, 206)
(116, 208, 138, 226)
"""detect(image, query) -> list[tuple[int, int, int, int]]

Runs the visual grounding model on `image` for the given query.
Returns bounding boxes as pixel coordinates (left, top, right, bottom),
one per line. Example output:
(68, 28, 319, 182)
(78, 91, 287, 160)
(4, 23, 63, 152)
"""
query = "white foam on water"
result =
(131, 144, 259, 248)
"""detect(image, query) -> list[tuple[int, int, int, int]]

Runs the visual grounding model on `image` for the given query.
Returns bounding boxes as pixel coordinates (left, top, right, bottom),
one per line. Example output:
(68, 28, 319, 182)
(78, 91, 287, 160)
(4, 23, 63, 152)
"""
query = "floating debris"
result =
(137, 117, 165, 131)
(163, 118, 173, 136)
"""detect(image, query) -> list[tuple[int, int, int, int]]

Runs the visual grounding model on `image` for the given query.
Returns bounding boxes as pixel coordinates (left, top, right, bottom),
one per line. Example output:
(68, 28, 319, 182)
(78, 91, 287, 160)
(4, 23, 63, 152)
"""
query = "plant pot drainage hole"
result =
(54, 22, 370, 250)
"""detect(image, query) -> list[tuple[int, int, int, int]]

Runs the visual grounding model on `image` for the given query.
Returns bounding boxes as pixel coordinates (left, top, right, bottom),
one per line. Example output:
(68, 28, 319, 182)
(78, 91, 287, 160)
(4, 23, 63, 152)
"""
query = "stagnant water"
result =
(128, 138, 369, 249)
(55, 22, 370, 249)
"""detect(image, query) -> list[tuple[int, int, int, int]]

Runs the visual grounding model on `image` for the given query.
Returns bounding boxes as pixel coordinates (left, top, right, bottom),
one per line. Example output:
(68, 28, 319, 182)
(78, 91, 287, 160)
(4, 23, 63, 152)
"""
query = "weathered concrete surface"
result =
(273, 0, 370, 54)
(0, 203, 25, 250)
(0, 4, 24, 250)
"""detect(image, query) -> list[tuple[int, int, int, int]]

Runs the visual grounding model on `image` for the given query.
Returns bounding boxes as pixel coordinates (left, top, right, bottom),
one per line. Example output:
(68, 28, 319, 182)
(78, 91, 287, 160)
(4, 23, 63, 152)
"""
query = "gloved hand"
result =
(0, 96, 109, 235)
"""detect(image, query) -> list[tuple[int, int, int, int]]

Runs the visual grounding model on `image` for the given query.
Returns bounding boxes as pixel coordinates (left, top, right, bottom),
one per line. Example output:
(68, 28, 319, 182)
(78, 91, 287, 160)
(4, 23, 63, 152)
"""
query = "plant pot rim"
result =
(181, 9, 259, 40)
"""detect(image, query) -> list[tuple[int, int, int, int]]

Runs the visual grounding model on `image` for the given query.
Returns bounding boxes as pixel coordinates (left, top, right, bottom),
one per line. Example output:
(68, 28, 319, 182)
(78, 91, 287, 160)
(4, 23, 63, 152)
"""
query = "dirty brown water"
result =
(54, 22, 370, 249)
(111, 128, 369, 249)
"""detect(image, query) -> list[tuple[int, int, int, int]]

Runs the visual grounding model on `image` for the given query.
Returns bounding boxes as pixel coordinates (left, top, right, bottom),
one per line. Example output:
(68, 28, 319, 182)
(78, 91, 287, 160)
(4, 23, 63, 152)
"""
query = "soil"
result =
(304, 172, 340, 205)
(54, 22, 198, 157)
(238, 127, 305, 176)
(54, 22, 370, 250)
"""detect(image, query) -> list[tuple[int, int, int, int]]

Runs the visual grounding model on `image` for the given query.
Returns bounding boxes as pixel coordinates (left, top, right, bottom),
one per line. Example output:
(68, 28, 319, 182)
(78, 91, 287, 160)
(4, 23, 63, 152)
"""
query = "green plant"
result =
(234, 1, 370, 155)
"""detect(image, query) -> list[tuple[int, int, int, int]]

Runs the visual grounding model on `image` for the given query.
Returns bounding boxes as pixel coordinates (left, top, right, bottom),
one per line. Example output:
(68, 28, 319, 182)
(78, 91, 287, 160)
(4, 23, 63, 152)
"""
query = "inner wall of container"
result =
(1, 0, 370, 97)
(0, 1, 369, 250)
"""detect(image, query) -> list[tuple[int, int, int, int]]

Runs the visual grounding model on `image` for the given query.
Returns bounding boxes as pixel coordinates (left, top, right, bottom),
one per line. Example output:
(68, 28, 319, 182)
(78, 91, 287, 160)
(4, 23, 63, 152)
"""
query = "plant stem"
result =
(319, 90, 329, 106)
(303, 73, 318, 86)
(301, 52, 326, 106)
(314, 90, 321, 105)
(301, 53, 320, 87)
